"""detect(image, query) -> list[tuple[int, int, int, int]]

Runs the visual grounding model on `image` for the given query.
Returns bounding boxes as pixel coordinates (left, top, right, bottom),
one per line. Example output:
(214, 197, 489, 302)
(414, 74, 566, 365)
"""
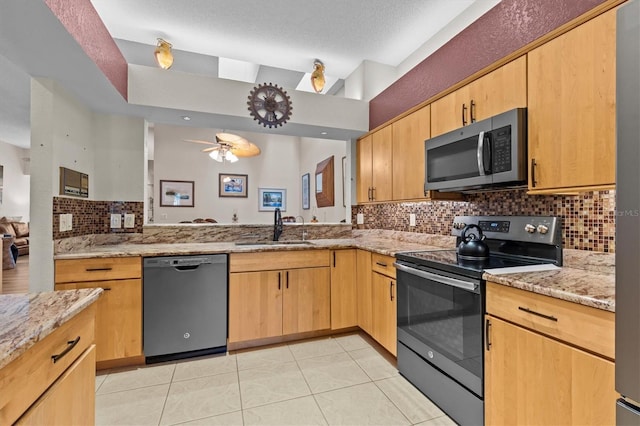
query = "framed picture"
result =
(302, 173, 310, 210)
(160, 180, 195, 207)
(219, 173, 248, 198)
(259, 188, 286, 211)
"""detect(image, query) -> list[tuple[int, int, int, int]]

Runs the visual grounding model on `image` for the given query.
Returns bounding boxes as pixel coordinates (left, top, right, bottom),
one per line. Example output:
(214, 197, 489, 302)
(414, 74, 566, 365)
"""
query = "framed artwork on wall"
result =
(219, 173, 248, 198)
(259, 188, 286, 211)
(302, 173, 310, 210)
(160, 180, 195, 207)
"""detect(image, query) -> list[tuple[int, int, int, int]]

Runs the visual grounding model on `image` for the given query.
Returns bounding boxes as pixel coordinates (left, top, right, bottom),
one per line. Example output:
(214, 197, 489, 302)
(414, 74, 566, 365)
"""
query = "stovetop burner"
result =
(395, 215, 563, 280)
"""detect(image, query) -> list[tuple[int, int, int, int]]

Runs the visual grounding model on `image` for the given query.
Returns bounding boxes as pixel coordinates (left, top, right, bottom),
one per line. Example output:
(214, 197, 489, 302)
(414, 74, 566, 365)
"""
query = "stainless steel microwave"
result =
(425, 108, 527, 192)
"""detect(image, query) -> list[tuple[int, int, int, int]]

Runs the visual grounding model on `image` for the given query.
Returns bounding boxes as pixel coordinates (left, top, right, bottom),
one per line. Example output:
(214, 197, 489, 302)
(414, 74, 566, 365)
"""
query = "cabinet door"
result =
(485, 316, 616, 426)
(372, 272, 397, 356)
(431, 56, 526, 137)
(371, 125, 393, 202)
(56, 279, 142, 363)
(228, 271, 283, 342)
(16, 346, 96, 426)
(283, 267, 331, 335)
(527, 9, 616, 192)
(392, 106, 430, 200)
(330, 250, 358, 330)
(356, 250, 373, 335)
(356, 134, 373, 203)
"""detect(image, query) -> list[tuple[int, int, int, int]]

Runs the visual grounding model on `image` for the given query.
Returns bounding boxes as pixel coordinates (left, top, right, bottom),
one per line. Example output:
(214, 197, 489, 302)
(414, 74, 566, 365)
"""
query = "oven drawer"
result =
(371, 253, 396, 279)
(486, 282, 614, 359)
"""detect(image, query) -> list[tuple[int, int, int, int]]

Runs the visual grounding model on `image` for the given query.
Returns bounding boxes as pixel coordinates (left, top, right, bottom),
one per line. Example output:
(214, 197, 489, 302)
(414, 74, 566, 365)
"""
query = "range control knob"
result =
(453, 222, 466, 229)
(525, 224, 536, 233)
(537, 225, 549, 234)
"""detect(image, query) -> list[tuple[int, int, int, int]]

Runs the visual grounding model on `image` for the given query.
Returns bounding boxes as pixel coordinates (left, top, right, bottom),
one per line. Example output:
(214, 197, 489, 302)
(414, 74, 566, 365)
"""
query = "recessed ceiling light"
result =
(182, 116, 191, 121)
(321, 131, 328, 135)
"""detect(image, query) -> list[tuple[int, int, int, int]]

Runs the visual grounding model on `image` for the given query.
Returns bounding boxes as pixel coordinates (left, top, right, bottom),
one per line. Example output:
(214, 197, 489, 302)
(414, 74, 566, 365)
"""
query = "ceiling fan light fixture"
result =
(225, 151, 239, 163)
(154, 38, 174, 70)
(311, 59, 325, 93)
(209, 150, 223, 162)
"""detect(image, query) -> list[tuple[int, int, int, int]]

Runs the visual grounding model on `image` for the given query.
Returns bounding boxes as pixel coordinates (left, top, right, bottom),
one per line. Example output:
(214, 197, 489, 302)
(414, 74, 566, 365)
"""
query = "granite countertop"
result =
(52, 231, 615, 313)
(0, 288, 103, 370)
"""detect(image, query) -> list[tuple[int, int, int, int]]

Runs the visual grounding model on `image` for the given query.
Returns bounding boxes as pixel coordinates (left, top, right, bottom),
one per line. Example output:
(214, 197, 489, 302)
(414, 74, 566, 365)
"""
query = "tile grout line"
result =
(156, 363, 177, 426)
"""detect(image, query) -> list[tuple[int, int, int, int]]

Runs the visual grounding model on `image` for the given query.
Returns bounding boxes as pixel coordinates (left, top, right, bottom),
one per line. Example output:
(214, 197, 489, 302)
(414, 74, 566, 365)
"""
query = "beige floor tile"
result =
(414, 415, 458, 426)
(298, 352, 371, 393)
(173, 411, 244, 425)
(332, 333, 371, 352)
(173, 353, 237, 382)
(236, 344, 295, 370)
(160, 372, 241, 425)
(95, 374, 107, 392)
(239, 360, 311, 409)
(375, 376, 446, 424)
(349, 347, 399, 381)
(97, 363, 176, 394)
(314, 382, 410, 426)
(243, 395, 328, 426)
(288, 337, 345, 360)
(95, 383, 169, 426)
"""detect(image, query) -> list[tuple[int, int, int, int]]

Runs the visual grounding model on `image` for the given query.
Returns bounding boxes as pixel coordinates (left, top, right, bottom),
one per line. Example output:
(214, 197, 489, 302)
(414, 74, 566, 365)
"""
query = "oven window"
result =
(398, 269, 483, 380)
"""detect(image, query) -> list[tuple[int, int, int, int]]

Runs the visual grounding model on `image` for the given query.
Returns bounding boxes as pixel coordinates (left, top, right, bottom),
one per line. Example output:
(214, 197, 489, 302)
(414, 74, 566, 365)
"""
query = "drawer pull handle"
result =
(103, 287, 112, 291)
(376, 262, 388, 267)
(85, 267, 112, 272)
(52, 336, 81, 364)
(518, 306, 558, 322)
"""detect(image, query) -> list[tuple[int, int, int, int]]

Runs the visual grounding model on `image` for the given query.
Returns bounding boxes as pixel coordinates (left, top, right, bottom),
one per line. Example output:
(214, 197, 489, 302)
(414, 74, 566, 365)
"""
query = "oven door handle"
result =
(394, 263, 478, 292)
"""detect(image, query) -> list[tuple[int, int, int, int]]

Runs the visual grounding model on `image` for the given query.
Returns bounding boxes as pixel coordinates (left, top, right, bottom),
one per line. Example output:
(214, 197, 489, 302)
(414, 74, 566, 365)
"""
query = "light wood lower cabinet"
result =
(55, 279, 143, 364)
(330, 249, 357, 330)
(371, 271, 397, 356)
(485, 316, 616, 426)
(356, 250, 373, 335)
(485, 282, 616, 425)
(16, 345, 96, 425)
(228, 257, 331, 343)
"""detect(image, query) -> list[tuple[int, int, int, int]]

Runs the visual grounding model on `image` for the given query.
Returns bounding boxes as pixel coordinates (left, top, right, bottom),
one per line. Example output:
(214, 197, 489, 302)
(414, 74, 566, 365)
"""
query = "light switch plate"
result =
(110, 213, 122, 229)
(59, 213, 73, 232)
(357, 213, 364, 224)
(409, 213, 416, 227)
(124, 213, 135, 228)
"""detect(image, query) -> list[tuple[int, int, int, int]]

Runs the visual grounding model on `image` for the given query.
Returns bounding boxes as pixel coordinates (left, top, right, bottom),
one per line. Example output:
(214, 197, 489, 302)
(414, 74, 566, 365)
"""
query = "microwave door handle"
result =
(477, 131, 486, 176)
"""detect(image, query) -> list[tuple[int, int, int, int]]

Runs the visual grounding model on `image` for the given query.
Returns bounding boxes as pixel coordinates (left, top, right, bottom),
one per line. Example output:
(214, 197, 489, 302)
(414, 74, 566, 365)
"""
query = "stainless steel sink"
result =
(234, 240, 314, 246)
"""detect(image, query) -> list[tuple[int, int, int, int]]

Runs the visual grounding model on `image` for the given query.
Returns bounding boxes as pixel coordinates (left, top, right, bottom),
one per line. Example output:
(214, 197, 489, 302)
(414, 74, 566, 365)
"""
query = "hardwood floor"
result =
(2, 255, 29, 294)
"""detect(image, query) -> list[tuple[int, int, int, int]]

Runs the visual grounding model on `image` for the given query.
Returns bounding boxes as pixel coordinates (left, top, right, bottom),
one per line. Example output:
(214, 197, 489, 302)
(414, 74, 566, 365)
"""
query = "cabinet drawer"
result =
(55, 257, 142, 283)
(371, 253, 396, 279)
(229, 250, 330, 272)
(0, 304, 96, 425)
(486, 282, 614, 359)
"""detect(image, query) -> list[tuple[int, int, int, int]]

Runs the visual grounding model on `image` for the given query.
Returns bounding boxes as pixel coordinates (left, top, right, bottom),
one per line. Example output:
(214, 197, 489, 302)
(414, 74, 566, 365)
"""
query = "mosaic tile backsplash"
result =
(352, 190, 616, 253)
(53, 197, 144, 239)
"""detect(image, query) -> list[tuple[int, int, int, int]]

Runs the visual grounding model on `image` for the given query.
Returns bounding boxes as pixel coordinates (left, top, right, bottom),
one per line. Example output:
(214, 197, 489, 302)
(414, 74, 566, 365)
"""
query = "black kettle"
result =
(457, 224, 490, 260)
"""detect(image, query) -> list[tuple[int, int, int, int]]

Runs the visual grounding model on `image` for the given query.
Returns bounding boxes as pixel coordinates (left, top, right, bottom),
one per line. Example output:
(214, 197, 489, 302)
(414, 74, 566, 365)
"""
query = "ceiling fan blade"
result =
(230, 142, 261, 157)
(184, 139, 218, 146)
(202, 147, 217, 153)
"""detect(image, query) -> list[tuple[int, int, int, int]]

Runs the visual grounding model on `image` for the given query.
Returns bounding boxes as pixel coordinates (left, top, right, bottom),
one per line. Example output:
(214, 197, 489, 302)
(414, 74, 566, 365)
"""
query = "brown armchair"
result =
(0, 218, 29, 256)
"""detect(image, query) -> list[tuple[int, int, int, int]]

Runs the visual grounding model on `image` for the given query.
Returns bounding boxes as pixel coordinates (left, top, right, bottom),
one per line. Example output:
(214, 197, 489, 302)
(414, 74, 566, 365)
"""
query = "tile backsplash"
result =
(352, 190, 615, 252)
(53, 197, 144, 239)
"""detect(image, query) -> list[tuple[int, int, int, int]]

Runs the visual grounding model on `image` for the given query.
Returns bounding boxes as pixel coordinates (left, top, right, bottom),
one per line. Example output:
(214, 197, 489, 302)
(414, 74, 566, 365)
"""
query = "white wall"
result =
(152, 125, 348, 224)
(0, 140, 30, 221)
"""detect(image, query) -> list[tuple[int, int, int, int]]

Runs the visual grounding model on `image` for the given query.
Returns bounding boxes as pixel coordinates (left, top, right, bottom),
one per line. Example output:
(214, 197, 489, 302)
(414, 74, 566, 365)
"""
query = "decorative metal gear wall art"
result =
(247, 83, 292, 128)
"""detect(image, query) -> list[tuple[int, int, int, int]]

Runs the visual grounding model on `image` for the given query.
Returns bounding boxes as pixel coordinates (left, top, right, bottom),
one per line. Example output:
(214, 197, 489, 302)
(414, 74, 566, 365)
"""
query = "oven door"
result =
(395, 261, 484, 397)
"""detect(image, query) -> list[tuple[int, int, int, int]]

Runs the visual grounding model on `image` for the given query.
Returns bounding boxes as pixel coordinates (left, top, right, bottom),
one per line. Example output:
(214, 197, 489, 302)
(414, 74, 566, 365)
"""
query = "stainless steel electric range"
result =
(394, 215, 563, 426)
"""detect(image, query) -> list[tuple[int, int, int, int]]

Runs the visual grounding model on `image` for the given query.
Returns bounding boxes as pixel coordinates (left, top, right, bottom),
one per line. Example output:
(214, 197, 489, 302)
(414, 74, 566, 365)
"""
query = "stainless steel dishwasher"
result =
(143, 254, 227, 363)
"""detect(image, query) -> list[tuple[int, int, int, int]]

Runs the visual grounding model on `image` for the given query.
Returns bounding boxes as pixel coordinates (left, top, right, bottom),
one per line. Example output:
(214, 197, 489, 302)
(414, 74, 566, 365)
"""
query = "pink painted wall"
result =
(369, 0, 608, 129)
(44, 0, 128, 100)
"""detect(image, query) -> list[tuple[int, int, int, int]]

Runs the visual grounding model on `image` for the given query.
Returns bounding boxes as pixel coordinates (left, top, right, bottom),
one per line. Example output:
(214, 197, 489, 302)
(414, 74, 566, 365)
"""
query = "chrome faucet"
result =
(273, 208, 283, 241)
(295, 216, 307, 241)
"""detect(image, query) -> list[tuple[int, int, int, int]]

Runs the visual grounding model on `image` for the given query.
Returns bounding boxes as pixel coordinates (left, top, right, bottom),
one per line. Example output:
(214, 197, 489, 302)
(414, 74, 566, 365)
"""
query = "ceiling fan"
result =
(184, 132, 261, 163)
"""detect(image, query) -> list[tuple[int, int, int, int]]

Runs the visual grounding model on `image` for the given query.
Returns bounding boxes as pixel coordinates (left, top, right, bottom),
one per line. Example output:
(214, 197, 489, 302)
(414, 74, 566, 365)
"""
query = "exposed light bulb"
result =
(311, 60, 325, 93)
(154, 38, 173, 70)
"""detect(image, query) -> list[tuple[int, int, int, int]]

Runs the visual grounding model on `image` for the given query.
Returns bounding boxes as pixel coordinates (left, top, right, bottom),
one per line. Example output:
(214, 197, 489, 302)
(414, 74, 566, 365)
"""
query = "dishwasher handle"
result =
(174, 264, 202, 271)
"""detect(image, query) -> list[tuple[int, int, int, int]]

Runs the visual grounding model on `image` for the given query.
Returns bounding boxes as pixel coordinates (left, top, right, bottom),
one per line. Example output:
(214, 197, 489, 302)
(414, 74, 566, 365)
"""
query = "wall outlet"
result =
(357, 213, 364, 224)
(110, 213, 122, 229)
(124, 213, 135, 228)
(59, 213, 73, 232)
(409, 213, 416, 227)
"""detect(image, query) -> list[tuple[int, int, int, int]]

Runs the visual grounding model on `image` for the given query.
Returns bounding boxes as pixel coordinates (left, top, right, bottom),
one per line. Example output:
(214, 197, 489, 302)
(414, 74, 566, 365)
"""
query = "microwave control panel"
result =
(491, 125, 512, 173)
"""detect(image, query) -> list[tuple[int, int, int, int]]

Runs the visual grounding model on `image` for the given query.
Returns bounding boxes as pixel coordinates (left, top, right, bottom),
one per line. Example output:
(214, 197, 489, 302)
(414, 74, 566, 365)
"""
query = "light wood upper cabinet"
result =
(392, 107, 430, 200)
(485, 316, 616, 426)
(431, 56, 527, 138)
(357, 126, 393, 203)
(527, 9, 616, 193)
(330, 249, 358, 330)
